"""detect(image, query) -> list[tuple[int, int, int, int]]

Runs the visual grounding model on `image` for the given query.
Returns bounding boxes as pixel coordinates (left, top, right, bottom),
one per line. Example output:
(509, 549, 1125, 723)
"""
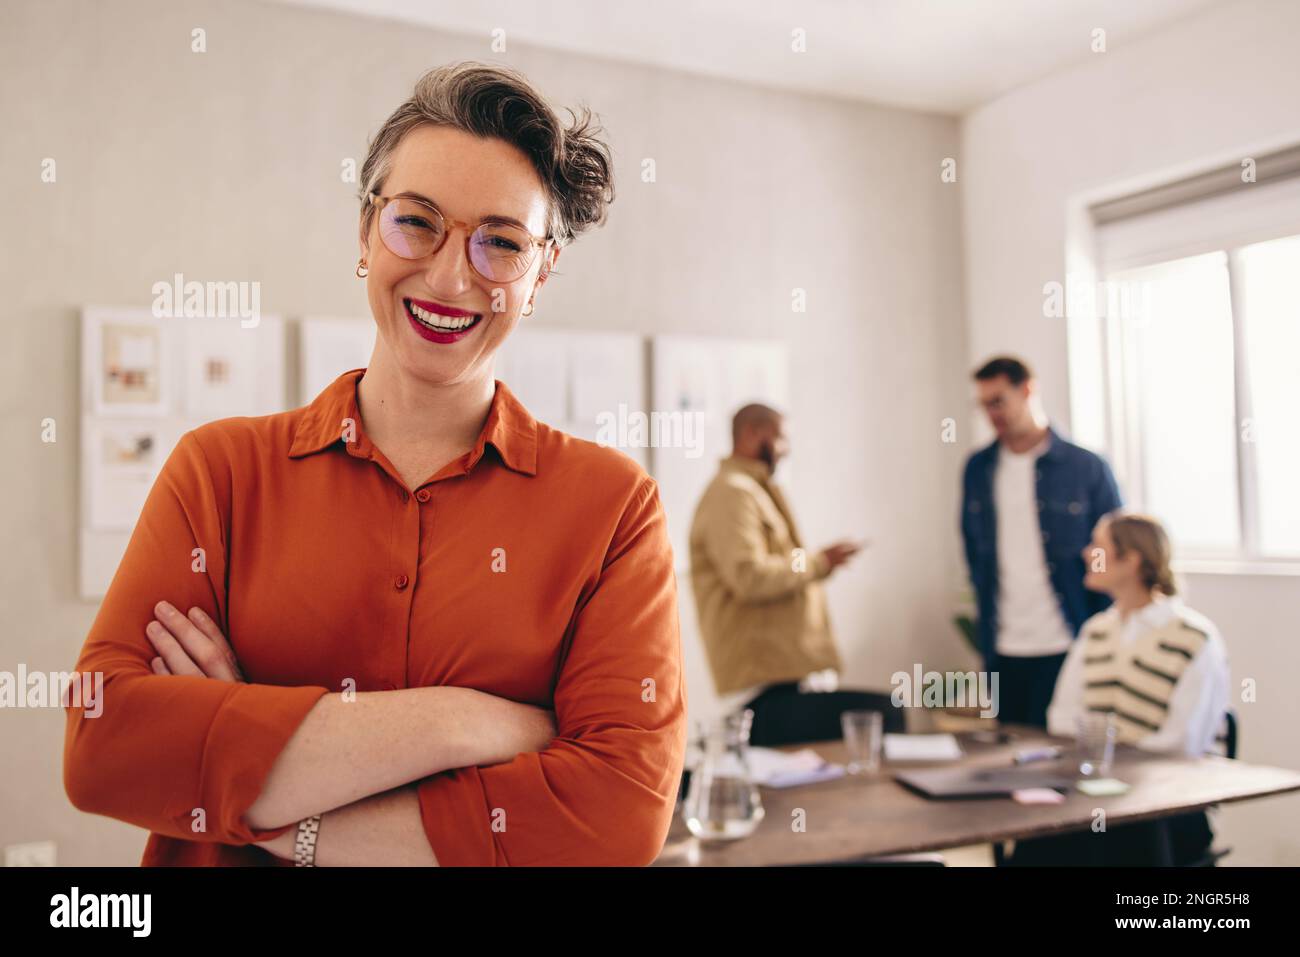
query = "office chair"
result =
(676, 689, 905, 800)
(1185, 708, 1237, 867)
(1218, 708, 1238, 760)
(676, 687, 906, 804)
(745, 687, 906, 748)
(748, 687, 941, 867)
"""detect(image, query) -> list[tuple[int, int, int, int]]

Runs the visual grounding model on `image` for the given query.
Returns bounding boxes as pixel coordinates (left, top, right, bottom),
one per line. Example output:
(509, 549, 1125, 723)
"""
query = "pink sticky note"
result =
(1012, 788, 1066, 805)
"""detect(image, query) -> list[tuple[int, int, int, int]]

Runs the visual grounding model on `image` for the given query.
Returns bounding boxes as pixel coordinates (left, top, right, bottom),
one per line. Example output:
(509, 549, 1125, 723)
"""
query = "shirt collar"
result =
(1111, 592, 1182, 632)
(1038, 425, 1066, 462)
(992, 424, 1062, 464)
(1136, 592, 1180, 628)
(720, 454, 774, 483)
(288, 368, 539, 477)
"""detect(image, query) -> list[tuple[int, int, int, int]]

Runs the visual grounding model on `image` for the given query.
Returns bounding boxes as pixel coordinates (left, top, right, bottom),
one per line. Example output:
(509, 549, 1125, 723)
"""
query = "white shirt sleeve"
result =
(1136, 627, 1230, 757)
(1045, 625, 1092, 738)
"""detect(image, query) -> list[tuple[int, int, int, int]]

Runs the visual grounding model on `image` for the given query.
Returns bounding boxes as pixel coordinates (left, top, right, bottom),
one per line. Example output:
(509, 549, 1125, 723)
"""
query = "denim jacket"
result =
(960, 427, 1123, 669)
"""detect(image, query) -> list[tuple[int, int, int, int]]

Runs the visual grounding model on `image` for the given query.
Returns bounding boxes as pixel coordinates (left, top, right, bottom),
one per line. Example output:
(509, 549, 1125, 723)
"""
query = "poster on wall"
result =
(183, 320, 264, 419)
(650, 335, 789, 571)
(494, 326, 647, 469)
(84, 311, 173, 417)
(84, 419, 184, 531)
(79, 306, 286, 599)
(299, 317, 377, 404)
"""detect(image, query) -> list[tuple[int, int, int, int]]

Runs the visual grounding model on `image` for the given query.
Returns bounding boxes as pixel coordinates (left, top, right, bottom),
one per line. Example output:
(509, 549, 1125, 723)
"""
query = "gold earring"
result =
(356, 258, 368, 278)
(521, 301, 534, 317)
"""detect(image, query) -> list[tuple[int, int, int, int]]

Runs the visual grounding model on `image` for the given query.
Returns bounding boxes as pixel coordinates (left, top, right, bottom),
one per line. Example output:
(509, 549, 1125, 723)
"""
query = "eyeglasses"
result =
(367, 191, 552, 284)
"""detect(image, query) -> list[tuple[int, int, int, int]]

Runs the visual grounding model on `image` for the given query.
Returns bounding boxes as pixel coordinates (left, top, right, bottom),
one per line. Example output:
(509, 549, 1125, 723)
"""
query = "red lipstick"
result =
(403, 297, 484, 344)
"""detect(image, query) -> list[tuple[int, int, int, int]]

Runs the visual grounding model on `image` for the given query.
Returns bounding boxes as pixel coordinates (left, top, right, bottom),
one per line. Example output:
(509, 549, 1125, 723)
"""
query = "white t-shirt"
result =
(994, 439, 1074, 657)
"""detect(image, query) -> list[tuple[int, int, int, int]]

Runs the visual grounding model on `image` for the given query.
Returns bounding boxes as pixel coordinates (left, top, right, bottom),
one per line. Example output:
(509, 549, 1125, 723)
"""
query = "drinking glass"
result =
(1077, 712, 1118, 777)
(841, 710, 884, 774)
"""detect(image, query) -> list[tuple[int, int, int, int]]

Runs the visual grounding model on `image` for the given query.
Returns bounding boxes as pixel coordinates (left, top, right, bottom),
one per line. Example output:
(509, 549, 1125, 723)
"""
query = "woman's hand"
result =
(144, 601, 245, 682)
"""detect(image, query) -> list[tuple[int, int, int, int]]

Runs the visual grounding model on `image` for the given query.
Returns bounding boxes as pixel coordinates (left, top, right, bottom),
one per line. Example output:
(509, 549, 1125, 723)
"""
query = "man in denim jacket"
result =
(961, 356, 1123, 728)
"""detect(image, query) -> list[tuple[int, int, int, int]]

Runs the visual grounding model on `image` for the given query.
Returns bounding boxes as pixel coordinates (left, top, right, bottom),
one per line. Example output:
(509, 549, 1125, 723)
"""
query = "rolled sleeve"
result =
(416, 476, 688, 865)
(62, 430, 329, 845)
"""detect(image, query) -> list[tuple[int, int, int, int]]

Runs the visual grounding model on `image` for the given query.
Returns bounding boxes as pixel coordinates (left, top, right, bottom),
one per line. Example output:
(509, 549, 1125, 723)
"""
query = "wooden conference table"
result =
(653, 723, 1300, 867)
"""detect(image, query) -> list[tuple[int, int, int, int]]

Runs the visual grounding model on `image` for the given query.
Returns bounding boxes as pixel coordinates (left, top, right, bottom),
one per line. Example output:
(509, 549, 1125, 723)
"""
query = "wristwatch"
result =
(293, 814, 322, 866)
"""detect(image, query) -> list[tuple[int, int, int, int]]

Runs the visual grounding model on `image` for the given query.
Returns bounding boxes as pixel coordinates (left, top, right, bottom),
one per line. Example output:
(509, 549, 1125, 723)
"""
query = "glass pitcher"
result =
(682, 708, 765, 842)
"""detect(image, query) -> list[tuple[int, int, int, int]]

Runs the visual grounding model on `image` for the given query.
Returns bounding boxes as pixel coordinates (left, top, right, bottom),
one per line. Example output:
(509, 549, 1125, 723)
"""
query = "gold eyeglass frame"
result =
(366, 190, 553, 283)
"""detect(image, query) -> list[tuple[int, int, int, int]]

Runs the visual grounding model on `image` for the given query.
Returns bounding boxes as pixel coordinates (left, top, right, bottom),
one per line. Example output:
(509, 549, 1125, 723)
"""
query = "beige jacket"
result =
(688, 455, 842, 696)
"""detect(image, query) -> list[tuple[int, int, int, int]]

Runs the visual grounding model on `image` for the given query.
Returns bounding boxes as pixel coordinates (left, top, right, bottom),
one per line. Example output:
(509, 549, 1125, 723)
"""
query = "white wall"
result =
(961, 0, 1300, 864)
(0, 0, 967, 864)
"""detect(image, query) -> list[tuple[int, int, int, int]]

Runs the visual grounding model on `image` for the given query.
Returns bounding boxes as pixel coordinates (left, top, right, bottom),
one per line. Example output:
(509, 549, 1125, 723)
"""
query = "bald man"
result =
(689, 404, 868, 746)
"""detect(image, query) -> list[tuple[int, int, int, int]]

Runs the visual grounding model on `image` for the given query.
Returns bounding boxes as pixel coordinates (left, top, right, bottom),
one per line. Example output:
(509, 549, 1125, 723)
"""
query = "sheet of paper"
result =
(744, 746, 845, 787)
(86, 420, 176, 530)
(299, 317, 375, 403)
(494, 328, 568, 423)
(567, 333, 643, 422)
(883, 733, 963, 761)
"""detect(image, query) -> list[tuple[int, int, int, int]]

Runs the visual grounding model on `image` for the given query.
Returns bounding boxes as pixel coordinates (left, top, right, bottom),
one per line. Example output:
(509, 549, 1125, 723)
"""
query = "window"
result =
(1105, 233, 1300, 561)
(1239, 235, 1300, 556)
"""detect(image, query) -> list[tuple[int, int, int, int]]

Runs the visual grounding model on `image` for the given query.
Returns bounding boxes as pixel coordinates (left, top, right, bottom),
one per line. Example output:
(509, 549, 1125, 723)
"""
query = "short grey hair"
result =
(358, 61, 615, 257)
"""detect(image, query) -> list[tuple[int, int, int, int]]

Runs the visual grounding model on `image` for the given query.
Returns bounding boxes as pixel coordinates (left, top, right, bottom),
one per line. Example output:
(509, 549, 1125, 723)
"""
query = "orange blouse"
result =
(63, 369, 687, 865)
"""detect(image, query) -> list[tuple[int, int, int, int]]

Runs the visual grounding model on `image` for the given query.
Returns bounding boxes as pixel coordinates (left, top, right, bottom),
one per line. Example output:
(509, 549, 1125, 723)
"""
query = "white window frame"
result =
(1065, 144, 1300, 576)
(1105, 247, 1271, 564)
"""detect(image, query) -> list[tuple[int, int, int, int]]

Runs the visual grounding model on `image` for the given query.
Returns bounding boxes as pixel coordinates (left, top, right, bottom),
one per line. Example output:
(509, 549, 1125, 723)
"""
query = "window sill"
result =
(1174, 558, 1300, 577)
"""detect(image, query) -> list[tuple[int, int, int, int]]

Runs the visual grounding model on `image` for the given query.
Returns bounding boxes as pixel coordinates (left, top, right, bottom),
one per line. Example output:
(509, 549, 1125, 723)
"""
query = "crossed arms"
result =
(62, 431, 686, 866)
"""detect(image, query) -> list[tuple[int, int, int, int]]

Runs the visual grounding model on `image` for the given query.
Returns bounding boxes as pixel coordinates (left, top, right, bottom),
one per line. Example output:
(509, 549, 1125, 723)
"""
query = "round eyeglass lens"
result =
(379, 198, 537, 282)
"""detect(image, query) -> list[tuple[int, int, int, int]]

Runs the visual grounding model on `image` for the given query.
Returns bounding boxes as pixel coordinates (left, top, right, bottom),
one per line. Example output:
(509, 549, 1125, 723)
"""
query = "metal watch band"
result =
(293, 814, 322, 867)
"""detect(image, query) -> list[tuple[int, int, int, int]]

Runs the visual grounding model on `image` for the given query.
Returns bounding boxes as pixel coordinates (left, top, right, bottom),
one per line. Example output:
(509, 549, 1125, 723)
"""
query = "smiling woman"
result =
(62, 62, 687, 867)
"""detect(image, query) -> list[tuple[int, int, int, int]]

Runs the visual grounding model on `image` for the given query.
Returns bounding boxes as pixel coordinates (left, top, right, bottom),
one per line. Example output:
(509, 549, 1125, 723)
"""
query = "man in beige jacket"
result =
(689, 403, 866, 745)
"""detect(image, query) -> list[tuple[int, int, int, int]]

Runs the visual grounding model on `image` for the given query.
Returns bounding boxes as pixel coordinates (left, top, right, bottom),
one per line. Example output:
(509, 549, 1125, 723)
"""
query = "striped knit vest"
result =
(1082, 610, 1210, 743)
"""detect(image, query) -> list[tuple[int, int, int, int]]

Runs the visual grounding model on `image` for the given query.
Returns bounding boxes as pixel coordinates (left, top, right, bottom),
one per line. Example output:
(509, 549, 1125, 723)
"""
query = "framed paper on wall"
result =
(494, 326, 647, 469)
(299, 316, 376, 404)
(79, 306, 286, 599)
(82, 308, 174, 417)
(650, 334, 789, 571)
(83, 418, 185, 531)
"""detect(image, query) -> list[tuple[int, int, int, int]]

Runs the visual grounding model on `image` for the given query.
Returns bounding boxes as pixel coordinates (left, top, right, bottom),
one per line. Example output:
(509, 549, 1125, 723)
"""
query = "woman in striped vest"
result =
(1007, 511, 1230, 865)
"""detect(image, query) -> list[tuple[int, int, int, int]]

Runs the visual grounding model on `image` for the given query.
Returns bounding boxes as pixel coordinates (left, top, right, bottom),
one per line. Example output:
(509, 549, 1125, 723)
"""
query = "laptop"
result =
(895, 765, 1075, 798)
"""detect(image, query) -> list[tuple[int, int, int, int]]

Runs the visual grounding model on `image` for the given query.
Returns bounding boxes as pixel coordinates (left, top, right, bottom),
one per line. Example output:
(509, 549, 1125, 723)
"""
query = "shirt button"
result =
(416, 488, 431, 503)
(399, 489, 408, 502)
(395, 574, 409, 590)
